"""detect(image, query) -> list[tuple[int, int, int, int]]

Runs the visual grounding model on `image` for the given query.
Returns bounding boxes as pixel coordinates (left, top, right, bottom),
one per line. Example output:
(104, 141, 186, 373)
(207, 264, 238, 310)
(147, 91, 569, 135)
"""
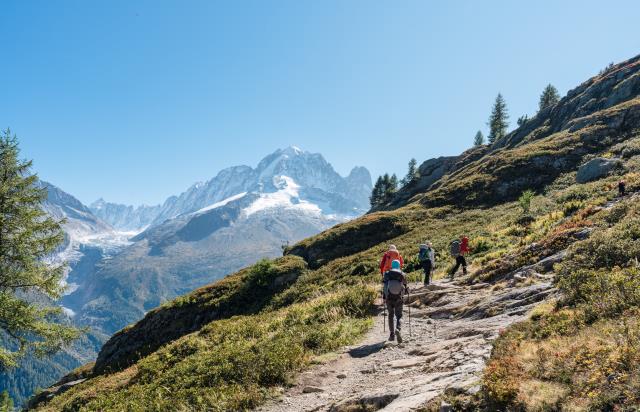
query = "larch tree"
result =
(0, 129, 79, 369)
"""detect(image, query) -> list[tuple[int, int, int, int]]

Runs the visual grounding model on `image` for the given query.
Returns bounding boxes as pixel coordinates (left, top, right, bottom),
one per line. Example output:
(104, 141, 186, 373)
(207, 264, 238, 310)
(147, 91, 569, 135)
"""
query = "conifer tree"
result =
(538, 84, 560, 111)
(517, 114, 529, 127)
(401, 159, 419, 186)
(488, 93, 509, 143)
(0, 129, 79, 368)
(0, 390, 13, 412)
(389, 173, 398, 192)
(473, 130, 484, 146)
(370, 176, 384, 207)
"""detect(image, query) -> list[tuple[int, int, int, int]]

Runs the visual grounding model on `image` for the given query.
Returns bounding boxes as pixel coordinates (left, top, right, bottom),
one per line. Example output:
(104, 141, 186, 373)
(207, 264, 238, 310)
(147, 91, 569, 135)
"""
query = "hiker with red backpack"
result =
(449, 235, 471, 278)
(379, 244, 404, 275)
(382, 259, 409, 343)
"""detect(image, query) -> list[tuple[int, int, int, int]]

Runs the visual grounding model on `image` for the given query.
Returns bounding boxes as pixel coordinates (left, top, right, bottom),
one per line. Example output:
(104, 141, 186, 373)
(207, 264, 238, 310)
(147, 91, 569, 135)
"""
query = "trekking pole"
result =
(382, 297, 386, 333)
(408, 291, 412, 338)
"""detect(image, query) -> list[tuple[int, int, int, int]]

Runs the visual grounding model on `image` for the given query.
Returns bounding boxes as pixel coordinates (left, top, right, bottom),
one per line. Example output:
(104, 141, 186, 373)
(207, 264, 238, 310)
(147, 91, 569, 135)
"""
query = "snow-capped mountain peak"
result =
(91, 147, 372, 231)
(244, 175, 322, 217)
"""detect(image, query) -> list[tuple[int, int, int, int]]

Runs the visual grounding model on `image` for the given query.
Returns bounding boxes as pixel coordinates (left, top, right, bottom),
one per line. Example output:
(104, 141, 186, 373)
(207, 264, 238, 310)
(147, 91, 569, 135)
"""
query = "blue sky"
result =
(2, 1, 639, 205)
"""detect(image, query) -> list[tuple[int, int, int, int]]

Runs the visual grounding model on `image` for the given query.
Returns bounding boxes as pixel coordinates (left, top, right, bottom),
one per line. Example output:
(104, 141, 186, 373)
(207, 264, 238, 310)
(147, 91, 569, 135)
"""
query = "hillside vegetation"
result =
(32, 55, 640, 411)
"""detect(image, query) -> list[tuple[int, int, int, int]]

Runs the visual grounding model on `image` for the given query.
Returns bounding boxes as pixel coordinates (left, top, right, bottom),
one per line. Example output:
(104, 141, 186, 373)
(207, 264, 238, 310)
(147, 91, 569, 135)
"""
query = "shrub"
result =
(562, 200, 584, 216)
(557, 267, 640, 321)
(471, 236, 493, 255)
(482, 341, 523, 409)
(518, 190, 535, 214)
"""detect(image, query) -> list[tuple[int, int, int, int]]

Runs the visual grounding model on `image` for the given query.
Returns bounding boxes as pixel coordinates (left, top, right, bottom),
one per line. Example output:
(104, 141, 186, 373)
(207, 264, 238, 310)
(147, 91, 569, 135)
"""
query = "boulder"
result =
(576, 157, 622, 183)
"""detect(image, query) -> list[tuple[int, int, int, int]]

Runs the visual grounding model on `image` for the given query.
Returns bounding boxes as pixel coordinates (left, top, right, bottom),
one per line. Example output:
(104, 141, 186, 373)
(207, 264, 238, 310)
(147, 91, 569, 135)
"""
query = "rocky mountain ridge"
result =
(91, 146, 372, 231)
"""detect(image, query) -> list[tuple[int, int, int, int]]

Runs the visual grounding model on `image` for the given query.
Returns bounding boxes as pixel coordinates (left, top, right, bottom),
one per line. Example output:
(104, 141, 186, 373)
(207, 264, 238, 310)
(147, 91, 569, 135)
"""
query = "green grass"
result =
(38, 287, 375, 412)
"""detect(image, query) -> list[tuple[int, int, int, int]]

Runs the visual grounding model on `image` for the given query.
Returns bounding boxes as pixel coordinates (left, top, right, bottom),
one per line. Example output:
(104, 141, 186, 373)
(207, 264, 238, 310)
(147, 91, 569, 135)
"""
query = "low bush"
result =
(483, 201, 640, 410)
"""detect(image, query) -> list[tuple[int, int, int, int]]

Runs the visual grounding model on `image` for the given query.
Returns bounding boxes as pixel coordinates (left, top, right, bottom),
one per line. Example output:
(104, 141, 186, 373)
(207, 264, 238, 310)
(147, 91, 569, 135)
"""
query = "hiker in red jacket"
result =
(460, 236, 470, 256)
(450, 235, 471, 278)
(380, 244, 404, 275)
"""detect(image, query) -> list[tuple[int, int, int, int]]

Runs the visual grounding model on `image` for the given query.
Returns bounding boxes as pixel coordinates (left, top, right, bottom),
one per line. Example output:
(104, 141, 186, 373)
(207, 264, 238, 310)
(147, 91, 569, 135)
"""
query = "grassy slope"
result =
(425, 143, 640, 410)
(35, 58, 640, 411)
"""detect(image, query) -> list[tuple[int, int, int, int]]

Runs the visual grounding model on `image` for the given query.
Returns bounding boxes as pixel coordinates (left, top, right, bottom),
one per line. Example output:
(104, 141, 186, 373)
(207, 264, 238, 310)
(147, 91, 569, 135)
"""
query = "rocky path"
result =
(260, 276, 555, 412)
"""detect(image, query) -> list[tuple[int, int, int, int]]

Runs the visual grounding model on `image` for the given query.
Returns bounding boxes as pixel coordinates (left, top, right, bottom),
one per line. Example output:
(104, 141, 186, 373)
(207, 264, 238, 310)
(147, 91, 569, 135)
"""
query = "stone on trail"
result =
(302, 386, 325, 394)
(384, 356, 429, 369)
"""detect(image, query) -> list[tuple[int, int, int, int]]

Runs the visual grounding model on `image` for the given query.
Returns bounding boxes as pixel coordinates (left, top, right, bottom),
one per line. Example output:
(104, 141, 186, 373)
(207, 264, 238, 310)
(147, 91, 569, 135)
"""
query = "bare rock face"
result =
(576, 157, 623, 183)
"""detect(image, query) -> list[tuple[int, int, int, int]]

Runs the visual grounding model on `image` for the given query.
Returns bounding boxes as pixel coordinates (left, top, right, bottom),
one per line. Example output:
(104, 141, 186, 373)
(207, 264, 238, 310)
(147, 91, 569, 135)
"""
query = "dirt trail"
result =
(260, 276, 555, 412)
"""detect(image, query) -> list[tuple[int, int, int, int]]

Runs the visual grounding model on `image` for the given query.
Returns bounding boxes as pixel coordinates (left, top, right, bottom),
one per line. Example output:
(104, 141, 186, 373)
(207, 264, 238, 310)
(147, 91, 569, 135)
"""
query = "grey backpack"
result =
(385, 271, 404, 298)
(449, 240, 461, 257)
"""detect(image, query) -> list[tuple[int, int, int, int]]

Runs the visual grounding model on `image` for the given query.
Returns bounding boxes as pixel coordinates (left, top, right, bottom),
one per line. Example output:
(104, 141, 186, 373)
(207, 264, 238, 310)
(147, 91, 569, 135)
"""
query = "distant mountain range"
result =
(1, 147, 371, 407)
(91, 146, 372, 231)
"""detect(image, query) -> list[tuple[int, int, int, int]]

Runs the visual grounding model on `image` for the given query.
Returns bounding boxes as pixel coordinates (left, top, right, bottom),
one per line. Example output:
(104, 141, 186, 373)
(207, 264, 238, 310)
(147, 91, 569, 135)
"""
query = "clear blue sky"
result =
(2, 1, 639, 206)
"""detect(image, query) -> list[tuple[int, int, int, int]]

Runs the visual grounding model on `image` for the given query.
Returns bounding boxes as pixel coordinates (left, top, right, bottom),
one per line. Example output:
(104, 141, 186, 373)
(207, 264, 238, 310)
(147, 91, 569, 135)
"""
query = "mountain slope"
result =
(32, 54, 640, 411)
(66, 148, 372, 335)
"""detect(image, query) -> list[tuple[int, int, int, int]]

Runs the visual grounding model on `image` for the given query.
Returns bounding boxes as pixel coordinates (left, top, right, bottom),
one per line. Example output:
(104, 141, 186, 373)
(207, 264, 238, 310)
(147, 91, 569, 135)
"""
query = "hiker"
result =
(379, 244, 404, 275)
(418, 242, 435, 285)
(383, 259, 409, 343)
(619, 180, 626, 197)
(449, 235, 470, 278)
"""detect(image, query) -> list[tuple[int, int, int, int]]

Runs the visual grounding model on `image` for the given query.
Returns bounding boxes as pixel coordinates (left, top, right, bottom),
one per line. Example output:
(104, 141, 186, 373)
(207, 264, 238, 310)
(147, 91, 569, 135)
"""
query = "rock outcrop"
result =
(576, 157, 623, 183)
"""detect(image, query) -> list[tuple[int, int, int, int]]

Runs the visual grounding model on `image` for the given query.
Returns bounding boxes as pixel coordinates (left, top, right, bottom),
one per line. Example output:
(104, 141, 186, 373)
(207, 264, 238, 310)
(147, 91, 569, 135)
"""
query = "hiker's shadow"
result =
(348, 342, 385, 358)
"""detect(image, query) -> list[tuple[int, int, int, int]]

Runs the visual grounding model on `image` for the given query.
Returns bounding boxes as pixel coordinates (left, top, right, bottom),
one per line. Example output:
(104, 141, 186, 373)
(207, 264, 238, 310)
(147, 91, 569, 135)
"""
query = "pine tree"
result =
(0, 390, 13, 412)
(389, 174, 398, 191)
(538, 84, 560, 111)
(369, 176, 384, 207)
(517, 114, 529, 127)
(0, 129, 79, 368)
(381, 173, 391, 203)
(473, 130, 484, 146)
(401, 159, 419, 186)
(487, 93, 509, 143)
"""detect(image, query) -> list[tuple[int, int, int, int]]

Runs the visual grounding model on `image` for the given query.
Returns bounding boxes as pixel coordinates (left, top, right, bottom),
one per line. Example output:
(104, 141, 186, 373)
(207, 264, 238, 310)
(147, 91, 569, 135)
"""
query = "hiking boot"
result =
(388, 333, 395, 341)
(395, 329, 402, 344)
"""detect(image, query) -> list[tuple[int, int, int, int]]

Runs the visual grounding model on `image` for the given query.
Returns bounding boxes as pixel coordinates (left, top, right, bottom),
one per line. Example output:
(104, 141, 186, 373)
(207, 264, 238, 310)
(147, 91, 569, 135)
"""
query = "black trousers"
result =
(451, 255, 467, 276)
(386, 297, 403, 332)
(421, 260, 433, 284)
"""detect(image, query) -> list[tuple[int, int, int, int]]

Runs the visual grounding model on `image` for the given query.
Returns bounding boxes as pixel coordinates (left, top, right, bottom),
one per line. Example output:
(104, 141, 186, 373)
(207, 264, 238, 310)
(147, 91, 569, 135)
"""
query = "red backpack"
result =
(381, 250, 401, 273)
